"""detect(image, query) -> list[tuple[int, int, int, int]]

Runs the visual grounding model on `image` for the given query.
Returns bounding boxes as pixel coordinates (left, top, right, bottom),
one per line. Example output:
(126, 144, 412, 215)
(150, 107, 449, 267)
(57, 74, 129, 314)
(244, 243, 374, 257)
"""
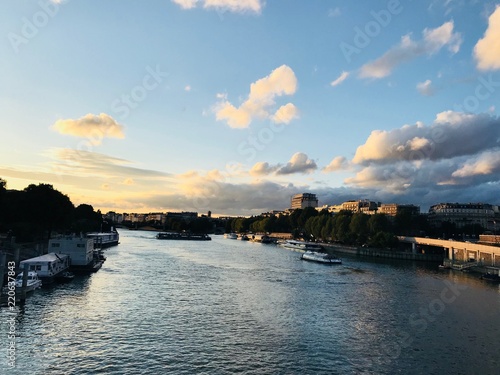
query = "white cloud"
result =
(474, 6, 500, 71)
(214, 65, 298, 128)
(172, 0, 263, 13)
(323, 156, 349, 172)
(276, 152, 317, 175)
(328, 7, 341, 17)
(330, 71, 350, 87)
(52, 113, 125, 145)
(352, 111, 500, 165)
(184, 85, 192, 92)
(416, 79, 435, 96)
(359, 21, 462, 79)
(272, 103, 299, 124)
(452, 150, 500, 178)
(171, 0, 198, 9)
(249, 161, 278, 176)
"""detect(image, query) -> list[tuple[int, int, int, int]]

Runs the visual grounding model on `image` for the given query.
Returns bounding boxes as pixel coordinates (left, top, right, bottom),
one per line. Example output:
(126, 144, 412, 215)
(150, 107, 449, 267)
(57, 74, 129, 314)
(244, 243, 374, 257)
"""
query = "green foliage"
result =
(72, 204, 103, 233)
(0, 180, 102, 242)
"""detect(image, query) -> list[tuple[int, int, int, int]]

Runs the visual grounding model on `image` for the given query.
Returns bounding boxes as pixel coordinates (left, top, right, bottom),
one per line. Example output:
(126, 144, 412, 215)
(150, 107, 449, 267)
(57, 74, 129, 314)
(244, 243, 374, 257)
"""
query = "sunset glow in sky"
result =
(1, 0, 500, 216)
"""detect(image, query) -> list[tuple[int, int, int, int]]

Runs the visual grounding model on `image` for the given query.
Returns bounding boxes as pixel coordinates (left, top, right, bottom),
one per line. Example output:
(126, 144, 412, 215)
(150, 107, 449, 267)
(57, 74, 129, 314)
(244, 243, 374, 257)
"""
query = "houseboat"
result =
(19, 253, 70, 283)
(86, 230, 120, 248)
(49, 236, 102, 273)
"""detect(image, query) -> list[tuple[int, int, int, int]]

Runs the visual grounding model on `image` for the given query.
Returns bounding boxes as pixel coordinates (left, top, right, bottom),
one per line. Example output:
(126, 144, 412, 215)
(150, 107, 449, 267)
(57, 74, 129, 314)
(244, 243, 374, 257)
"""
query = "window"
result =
(52, 243, 60, 247)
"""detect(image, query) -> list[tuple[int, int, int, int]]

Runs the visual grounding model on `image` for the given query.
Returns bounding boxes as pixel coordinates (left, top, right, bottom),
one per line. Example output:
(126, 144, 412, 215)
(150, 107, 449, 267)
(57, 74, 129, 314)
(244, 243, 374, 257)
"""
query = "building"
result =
(291, 193, 318, 210)
(340, 200, 379, 214)
(166, 212, 198, 222)
(379, 204, 420, 217)
(428, 203, 499, 231)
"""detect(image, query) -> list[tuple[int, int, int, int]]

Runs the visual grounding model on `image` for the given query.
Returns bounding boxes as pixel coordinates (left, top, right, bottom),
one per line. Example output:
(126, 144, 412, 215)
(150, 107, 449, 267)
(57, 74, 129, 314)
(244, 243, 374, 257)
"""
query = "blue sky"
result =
(1, 0, 500, 216)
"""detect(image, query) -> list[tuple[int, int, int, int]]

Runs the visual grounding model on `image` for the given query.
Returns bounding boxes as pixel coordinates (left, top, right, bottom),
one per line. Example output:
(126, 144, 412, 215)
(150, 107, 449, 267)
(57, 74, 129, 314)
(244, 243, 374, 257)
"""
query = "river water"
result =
(2, 229, 499, 374)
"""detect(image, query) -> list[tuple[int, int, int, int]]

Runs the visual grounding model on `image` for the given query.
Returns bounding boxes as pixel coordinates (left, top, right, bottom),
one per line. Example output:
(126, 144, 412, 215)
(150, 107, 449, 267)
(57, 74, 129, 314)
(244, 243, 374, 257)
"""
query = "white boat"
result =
(279, 240, 324, 251)
(7, 271, 43, 292)
(19, 253, 71, 283)
(301, 251, 342, 264)
(224, 233, 238, 239)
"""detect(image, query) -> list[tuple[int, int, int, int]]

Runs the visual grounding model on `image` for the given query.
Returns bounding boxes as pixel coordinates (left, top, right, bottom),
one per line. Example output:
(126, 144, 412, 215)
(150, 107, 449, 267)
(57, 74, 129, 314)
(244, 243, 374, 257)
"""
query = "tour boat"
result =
(301, 251, 342, 264)
(279, 240, 324, 251)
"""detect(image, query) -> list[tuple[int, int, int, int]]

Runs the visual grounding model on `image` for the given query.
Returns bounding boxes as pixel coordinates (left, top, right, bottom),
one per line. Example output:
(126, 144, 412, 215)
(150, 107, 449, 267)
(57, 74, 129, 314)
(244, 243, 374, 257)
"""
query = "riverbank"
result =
(322, 243, 444, 262)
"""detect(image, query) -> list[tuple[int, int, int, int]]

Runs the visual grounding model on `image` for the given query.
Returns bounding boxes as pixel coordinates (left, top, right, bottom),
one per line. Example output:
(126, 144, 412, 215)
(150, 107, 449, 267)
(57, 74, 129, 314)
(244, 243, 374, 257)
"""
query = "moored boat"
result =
(279, 240, 323, 251)
(479, 266, 500, 282)
(157, 232, 211, 241)
(2, 271, 43, 293)
(224, 233, 238, 239)
(19, 253, 71, 283)
(86, 230, 120, 248)
(301, 251, 342, 264)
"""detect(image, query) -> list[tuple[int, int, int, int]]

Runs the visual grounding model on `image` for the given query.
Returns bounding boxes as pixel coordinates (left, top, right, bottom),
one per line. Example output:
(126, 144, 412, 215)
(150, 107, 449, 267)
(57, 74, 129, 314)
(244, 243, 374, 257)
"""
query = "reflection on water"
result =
(1, 229, 499, 374)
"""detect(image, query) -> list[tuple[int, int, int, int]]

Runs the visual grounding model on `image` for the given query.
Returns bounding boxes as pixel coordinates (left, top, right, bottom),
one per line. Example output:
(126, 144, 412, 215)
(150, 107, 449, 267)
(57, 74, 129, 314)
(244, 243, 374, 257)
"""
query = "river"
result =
(2, 229, 500, 374)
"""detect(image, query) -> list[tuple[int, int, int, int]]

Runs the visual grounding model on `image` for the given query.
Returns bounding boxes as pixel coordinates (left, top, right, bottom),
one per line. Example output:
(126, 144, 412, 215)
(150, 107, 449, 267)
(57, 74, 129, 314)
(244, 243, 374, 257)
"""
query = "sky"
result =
(1, 0, 500, 216)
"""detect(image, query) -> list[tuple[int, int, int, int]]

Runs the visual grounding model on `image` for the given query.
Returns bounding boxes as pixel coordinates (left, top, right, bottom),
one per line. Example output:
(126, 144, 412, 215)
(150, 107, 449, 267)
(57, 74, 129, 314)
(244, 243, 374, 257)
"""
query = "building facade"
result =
(291, 193, 318, 210)
(341, 200, 379, 214)
(379, 204, 420, 217)
(428, 203, 499, 231)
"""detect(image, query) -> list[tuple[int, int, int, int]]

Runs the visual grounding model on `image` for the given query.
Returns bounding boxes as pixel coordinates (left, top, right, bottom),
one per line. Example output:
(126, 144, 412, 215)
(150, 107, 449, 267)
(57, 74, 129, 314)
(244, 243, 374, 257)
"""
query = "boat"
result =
(86, 230, 120, 249)
(49, 236, 102, 273)
(481, 273, 500, 282)
(91, 261, 103, 272)
(224, 233, 238, 239)
(250, 234, 274, 244)
(4, 271, 43, 293)
(239, 234, 250, 241)
(156, 232, 211, 241)
(301, 251, 342, 264)
(480, 268, 500, 283)
(279, 240, 324, 251)
(19, 253, 71, 283)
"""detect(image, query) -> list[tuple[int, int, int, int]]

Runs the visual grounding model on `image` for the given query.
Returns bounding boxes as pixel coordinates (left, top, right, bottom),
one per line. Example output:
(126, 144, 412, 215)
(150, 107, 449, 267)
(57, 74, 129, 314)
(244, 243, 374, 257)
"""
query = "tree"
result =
(72, 204, 102, 233)
(331, 211, 352, 243)
(24, 184, 74, 240)
(368, 213, 391, 235)
(349, 213, 370, 245)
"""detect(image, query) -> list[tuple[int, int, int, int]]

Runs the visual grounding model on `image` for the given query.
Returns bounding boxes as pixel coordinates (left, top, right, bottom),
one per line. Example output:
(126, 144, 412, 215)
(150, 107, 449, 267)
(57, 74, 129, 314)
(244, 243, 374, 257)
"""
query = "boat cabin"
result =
(49, 236, 94, 267)
(19, 253, 70, 279)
